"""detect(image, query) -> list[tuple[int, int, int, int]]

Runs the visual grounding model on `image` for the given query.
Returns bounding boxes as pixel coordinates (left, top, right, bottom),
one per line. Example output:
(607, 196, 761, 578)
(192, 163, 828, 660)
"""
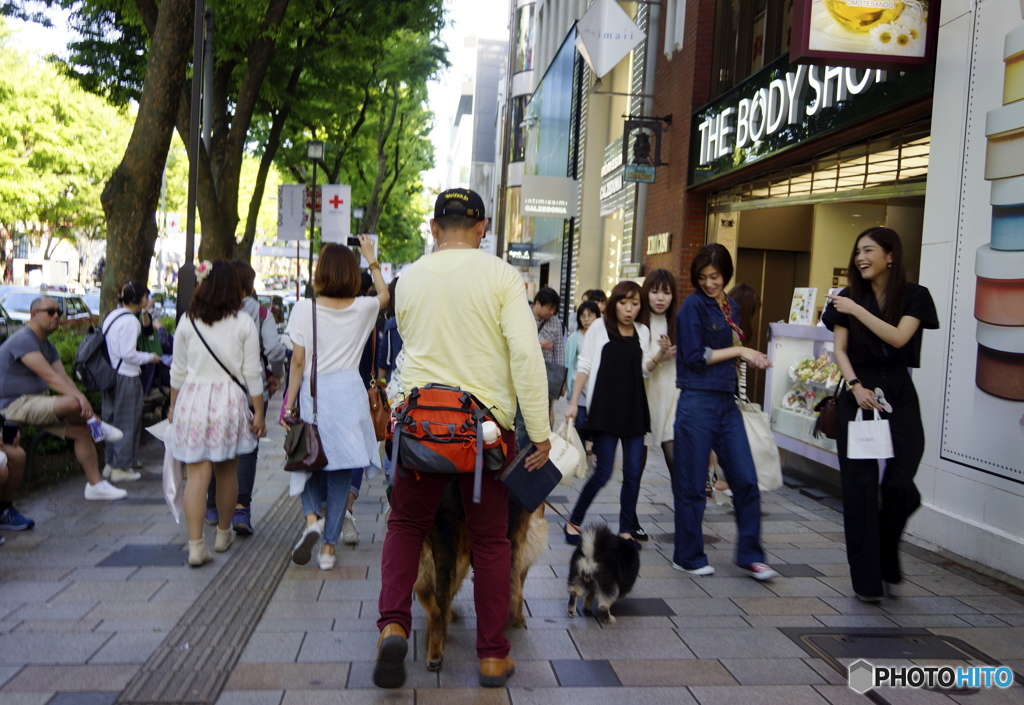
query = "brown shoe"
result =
(479, 655, 515, 687)
(372, 623, 408, 689)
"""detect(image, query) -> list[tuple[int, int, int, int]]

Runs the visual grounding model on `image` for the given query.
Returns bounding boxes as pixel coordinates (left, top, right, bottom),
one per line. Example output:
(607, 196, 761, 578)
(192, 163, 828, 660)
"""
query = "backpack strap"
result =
(102, 309, 135, 375)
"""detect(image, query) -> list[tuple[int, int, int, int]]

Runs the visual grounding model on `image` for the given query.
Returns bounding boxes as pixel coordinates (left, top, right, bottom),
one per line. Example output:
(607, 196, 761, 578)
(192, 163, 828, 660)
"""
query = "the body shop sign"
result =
(689, 55, 932, 186)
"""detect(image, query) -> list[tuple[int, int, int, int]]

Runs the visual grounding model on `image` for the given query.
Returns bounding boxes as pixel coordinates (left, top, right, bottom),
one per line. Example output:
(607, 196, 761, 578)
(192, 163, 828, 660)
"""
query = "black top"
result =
(821, 282, 939, 370)
(585, 332, 650, 436)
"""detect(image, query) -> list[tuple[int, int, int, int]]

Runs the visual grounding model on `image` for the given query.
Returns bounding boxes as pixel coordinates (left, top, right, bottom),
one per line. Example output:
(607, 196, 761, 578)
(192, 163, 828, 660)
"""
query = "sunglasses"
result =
(34, 308, 60, 316)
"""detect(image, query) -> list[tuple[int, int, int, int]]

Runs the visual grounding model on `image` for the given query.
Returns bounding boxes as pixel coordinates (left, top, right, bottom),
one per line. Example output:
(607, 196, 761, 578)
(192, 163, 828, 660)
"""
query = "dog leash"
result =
(544, 500, 580, 533)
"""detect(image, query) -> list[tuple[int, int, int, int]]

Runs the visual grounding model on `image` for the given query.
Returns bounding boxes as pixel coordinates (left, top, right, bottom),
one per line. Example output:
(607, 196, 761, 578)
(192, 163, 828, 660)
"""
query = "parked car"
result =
(0, 302, 23, 343)
(83, 292, 101, 315)
(256, 294, 284, 325)
(0, 288, 99, 334)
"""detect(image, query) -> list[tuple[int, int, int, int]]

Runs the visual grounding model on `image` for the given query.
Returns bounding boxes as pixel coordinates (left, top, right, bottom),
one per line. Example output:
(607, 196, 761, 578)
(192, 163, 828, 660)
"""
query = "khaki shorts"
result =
(2, 395, 67, 439)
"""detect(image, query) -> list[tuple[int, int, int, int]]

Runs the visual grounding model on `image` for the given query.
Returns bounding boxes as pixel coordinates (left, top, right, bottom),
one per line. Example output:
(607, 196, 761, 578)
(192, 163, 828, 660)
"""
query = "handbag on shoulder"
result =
(283, 299, 329, 472)
(367, 327, 390, 441)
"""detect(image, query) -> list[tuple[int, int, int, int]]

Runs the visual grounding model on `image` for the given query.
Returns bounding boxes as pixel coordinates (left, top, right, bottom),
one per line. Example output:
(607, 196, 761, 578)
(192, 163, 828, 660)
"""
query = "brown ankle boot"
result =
(479, 654, 515, 687)
(372, 623, 408, 688)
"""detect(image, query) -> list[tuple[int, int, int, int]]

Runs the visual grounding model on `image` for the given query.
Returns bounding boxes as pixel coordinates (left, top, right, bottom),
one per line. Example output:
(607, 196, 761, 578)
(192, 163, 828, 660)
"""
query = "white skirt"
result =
(168, 381, 256, 464)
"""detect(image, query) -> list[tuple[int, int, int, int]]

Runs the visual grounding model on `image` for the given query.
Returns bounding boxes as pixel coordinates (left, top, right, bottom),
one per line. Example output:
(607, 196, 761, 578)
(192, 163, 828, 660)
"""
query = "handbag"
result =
(367, 327, 390, 441)
(735, 363, 782, 492)
(545, 360, 568, 399)
(555, 420, 586, 486)
(847, 408, 894, 460)
(282, 299, 329, 472)
(812, 377, 843, 440)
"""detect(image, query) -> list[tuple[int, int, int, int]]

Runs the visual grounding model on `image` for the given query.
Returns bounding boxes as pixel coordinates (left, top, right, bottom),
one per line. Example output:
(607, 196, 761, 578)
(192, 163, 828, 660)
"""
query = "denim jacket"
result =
(675, 291, 739, 394)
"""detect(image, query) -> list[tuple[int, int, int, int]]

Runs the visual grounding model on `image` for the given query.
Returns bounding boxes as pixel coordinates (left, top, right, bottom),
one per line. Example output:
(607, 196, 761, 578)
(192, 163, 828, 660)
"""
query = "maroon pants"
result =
(377, 461, 512, 659)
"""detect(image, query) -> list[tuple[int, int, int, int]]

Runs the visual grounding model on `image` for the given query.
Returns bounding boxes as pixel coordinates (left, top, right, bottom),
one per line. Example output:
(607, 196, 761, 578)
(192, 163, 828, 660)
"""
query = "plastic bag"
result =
(161, 431, 184, 523)
(556, 420, 587, 485)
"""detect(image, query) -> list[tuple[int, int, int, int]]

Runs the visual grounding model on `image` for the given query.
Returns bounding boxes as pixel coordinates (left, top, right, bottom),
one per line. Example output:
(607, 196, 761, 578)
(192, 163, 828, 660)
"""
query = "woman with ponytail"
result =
(102, 281, 162, 483)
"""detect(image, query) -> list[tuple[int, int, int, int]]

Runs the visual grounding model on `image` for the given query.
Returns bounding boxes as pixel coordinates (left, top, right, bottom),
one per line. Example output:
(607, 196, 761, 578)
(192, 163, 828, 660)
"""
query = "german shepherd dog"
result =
(412, 480, 548, 671)
(567, 524, 640, 624)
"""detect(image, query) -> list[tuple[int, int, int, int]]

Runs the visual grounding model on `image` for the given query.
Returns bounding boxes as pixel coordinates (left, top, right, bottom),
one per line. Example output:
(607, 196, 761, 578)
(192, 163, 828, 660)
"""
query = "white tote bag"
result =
(736, 397, 783, 492)
(547, 425, 582, 486)
(847, 408, 894, 460)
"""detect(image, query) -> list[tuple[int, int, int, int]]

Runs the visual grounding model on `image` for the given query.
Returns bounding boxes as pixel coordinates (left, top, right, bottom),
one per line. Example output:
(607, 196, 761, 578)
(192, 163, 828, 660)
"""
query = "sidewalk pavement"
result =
(0, 400, 1022, 705)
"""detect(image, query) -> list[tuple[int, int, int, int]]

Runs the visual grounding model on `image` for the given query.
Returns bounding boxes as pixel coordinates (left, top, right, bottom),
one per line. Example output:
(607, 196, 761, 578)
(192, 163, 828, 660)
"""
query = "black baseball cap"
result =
(434, 188, 486, 221)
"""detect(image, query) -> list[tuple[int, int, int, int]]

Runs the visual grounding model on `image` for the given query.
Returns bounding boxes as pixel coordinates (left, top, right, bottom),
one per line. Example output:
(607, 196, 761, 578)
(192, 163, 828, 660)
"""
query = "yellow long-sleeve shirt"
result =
(396, 248, 550, 443)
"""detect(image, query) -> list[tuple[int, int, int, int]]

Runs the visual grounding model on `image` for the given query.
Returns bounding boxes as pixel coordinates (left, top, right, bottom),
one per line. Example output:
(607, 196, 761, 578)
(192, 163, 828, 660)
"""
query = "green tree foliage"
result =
(0, 18, 133, 259)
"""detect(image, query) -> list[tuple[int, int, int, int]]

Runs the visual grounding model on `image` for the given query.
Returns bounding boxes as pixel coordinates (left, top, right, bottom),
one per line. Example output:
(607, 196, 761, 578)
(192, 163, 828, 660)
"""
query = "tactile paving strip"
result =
(115, 488, 300, 704)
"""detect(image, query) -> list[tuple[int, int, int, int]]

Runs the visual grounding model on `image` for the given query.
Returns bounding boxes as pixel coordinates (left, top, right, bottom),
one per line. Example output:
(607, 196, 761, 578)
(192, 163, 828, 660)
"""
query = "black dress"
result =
(585, 333, 650, 437)
(822, 282, 939, 597)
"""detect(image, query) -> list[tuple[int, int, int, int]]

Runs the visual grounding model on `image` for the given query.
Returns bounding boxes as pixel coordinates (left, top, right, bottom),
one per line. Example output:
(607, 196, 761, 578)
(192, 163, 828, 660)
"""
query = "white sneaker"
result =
(342, 510, 360, 545)
(318, 549, 337, 571)
(99, 422, 124, 443)
(292, 520, 323, 565)
(672, 562, 715, 576)
(109, 468, 142, 483)
(84, 480, 128, 501)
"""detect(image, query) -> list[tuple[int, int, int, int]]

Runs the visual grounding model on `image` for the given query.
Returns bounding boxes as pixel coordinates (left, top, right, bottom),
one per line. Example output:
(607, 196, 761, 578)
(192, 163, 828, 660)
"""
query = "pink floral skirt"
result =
(168, 381, 256, 464)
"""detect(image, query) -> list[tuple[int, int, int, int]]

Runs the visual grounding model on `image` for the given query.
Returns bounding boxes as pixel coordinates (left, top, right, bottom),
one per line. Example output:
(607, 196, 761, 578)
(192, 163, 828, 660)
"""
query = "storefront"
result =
(689, 55, 933, 470)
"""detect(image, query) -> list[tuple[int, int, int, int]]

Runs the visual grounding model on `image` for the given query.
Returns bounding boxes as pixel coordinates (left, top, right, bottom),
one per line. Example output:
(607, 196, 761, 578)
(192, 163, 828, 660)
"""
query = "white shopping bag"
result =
(548, 424, 582, 486)
(847, 408, 894, 460)
(556, 420, 588, 483)
(160, 426, 184, 523)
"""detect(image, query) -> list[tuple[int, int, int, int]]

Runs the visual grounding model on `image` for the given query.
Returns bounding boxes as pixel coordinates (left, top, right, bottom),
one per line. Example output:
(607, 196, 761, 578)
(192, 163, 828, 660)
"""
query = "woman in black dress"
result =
(822, 227, 939, 602)
(564, 281, 670, 545)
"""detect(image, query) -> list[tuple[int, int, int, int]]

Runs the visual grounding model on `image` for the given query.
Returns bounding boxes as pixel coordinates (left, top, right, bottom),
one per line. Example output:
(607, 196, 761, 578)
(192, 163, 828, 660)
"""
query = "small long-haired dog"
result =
(567, 524, 640, 624)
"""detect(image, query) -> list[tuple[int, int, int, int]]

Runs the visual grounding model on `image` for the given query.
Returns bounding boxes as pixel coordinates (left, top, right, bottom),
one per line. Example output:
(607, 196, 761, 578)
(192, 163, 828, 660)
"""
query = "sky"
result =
(425, 0, 509, 188)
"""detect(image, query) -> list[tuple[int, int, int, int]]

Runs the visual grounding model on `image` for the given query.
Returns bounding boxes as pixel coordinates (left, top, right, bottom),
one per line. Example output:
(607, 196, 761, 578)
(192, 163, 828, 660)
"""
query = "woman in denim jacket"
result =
(672, 244, 778, 581)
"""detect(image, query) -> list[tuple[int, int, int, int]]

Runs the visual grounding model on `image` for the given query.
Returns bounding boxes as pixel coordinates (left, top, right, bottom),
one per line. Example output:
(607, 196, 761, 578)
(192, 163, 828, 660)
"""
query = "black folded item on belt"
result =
(499, 443, 561, 512)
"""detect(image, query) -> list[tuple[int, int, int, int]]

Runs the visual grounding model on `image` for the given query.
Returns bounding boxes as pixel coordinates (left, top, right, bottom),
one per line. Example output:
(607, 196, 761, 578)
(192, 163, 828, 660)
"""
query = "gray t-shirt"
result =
(0, 327, 60, 410)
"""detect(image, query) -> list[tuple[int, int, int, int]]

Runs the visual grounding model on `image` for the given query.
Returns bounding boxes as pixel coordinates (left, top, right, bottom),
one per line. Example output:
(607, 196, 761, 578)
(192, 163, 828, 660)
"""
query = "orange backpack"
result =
(389, 384, 506, 503)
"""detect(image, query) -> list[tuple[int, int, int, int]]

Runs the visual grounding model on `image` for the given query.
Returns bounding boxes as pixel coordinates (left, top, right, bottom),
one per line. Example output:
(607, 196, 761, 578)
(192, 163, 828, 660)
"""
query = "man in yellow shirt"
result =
(373, 188, 551, 689)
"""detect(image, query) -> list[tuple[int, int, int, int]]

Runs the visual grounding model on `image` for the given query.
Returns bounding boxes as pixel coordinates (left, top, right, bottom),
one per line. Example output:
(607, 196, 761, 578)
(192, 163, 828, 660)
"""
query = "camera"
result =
(347, 236, 360, 247)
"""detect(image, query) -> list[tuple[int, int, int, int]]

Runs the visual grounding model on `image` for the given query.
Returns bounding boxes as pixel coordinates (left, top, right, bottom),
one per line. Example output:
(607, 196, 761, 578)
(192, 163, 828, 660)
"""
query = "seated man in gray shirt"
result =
(0, 296, 129, 500)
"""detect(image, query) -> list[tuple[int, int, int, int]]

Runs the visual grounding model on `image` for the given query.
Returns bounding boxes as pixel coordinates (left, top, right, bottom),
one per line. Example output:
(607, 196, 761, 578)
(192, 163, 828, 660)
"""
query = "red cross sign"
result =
(329, 194, 345, 209)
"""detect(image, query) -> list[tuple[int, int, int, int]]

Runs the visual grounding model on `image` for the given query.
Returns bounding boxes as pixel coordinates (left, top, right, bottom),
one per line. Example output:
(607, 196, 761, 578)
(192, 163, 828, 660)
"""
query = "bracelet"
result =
(368, 262, 381, 271)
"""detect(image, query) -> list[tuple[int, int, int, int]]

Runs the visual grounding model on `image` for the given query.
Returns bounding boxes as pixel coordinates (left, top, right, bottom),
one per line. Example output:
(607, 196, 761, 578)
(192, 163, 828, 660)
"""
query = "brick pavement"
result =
(0, 400, 1023, 705)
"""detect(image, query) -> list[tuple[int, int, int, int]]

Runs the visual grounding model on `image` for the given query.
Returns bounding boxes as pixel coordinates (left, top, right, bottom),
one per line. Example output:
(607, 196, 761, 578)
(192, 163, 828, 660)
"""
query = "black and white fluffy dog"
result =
(566, 524, 641, 624)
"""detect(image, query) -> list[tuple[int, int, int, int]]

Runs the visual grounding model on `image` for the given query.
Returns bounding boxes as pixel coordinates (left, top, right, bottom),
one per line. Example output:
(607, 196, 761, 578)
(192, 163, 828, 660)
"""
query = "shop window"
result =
(710, 0, 794, 97)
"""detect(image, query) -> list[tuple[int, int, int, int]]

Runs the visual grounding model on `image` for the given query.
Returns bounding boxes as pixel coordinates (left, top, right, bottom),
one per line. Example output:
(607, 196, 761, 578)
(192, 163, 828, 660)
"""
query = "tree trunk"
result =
(100, 0, 193, 316)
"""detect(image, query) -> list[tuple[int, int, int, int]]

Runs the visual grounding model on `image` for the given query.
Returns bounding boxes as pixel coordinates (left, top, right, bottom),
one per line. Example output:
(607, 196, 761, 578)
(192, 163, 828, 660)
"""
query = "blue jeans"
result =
(672, 389, 765, 569)
(207, 446, 258, 509)
(569, 432, 645, 535)
(349, 467, 362, 499)
(301, 469, 354, 546)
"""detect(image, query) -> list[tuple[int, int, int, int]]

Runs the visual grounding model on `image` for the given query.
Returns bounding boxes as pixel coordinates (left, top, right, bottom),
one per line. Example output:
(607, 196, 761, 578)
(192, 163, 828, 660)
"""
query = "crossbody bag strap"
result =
(190, 315, 250, 398)
(369, 319, 377, 385)
(311, 298, 318, 424)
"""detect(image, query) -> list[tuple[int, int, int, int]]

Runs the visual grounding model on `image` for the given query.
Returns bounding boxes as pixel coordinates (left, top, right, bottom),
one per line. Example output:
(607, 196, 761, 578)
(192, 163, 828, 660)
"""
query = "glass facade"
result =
(520, 31, 578, 298)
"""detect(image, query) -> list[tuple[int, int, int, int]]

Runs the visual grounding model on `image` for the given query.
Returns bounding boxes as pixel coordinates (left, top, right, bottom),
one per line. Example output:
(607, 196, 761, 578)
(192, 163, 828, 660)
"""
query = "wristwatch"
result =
(847, 378, 861, 389)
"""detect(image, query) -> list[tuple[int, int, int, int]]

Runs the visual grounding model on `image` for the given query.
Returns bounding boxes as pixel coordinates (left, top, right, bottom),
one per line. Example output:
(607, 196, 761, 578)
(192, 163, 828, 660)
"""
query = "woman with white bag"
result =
(672, 245, 777, 581)
(822, 227, 939, 603)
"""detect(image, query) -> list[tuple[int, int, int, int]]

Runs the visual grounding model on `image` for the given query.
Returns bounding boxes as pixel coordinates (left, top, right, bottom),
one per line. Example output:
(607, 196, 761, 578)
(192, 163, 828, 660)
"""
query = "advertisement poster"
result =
(941, 0, 1024, 485)
(790, 0, 938, 69)
(788, 287, 818, 325)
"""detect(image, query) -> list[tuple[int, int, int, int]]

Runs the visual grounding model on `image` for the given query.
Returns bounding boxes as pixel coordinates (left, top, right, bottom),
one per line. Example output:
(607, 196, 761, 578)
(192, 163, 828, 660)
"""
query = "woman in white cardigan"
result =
(564, 280, 671, 546)
(168, 261, 266, 567)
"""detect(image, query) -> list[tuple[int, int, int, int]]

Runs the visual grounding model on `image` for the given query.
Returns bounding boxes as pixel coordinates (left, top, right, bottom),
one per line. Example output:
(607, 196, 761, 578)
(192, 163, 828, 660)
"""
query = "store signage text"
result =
(507, 243, 534, 266)
(647, 232, 671, 255)
(696, 65, 890, 166)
